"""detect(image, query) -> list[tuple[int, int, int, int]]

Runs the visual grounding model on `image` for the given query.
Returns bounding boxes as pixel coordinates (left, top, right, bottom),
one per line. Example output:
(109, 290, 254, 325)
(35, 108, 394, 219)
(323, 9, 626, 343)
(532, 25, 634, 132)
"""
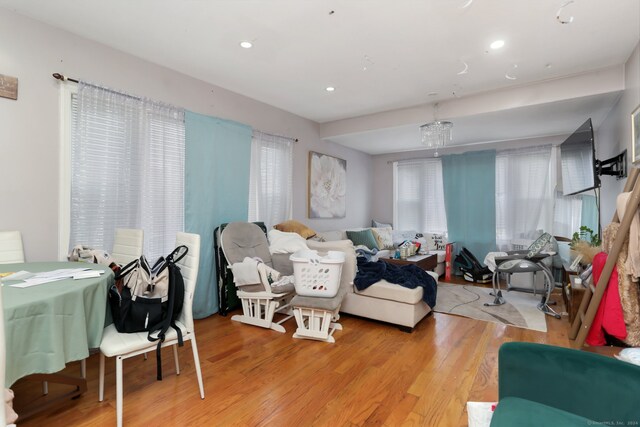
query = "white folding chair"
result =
(0, 231, 24, 264)
(111, 228, 143, 266)
(99, 232, 205, 427)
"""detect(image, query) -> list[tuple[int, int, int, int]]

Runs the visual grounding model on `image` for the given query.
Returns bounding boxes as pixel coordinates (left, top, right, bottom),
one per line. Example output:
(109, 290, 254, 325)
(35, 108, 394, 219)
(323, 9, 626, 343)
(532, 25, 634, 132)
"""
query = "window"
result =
(248, 131, 293, 229)
(553, 191, 583, 239)
(67, 83, 185, 260)
(393, 158, 447, 233)
(495, 145, 552, 250)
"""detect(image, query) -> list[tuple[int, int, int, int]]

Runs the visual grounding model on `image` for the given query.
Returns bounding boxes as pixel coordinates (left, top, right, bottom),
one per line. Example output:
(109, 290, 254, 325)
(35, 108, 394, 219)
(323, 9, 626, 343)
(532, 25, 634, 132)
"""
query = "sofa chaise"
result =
(273, 238, 438, 331)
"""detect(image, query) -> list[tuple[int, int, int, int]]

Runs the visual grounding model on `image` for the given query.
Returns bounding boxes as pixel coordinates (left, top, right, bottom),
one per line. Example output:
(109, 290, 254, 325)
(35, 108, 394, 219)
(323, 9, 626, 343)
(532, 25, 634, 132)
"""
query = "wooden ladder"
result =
(570, 167, 640, 348)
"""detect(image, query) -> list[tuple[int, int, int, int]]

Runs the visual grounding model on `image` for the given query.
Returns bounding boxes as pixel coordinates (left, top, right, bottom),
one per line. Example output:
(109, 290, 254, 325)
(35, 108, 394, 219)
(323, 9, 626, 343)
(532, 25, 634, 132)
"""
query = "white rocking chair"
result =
(220, 222, 294, 333)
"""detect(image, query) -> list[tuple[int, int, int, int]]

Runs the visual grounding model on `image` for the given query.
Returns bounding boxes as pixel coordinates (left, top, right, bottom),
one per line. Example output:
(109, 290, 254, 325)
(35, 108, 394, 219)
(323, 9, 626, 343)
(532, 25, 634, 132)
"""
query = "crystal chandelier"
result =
(420, 120, 452, 158)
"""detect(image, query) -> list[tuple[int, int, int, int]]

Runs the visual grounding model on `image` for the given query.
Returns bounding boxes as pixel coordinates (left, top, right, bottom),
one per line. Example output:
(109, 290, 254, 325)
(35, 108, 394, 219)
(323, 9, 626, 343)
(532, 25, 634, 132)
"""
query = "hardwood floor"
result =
(12, 283, 595, 426)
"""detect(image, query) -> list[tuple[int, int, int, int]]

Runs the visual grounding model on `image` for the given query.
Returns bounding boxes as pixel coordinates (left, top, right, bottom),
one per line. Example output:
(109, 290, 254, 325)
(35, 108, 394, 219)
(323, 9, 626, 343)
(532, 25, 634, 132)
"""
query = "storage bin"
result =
(289, 249, 345, 297)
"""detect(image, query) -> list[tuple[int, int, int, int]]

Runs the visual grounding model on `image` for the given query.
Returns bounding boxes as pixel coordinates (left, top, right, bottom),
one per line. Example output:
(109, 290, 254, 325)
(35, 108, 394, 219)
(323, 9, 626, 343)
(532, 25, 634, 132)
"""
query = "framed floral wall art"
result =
(308, 151, 346, 218)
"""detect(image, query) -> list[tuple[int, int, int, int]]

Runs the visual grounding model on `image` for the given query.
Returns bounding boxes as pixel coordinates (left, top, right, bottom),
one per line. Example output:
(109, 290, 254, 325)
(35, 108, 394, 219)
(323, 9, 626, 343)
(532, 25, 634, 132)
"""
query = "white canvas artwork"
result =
(308, 151, 346, 218)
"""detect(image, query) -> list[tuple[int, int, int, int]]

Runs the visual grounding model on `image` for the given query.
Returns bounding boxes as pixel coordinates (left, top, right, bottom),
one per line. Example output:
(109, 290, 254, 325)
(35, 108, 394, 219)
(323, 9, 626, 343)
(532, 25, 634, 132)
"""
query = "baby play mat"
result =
(434, 284, 547, 332)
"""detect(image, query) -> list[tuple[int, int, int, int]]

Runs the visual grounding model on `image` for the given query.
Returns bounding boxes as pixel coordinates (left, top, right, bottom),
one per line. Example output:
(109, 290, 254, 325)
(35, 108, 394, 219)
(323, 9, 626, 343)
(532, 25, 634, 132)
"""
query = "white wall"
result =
(597, 42, 640, 224)
(0, 9, 372, 261)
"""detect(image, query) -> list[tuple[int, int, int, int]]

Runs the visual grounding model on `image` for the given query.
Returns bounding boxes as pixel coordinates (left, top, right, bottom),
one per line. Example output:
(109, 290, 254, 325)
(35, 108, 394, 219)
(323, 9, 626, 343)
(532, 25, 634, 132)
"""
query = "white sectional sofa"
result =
(314, 228, 450, 277)
(303, 239, 438, 331)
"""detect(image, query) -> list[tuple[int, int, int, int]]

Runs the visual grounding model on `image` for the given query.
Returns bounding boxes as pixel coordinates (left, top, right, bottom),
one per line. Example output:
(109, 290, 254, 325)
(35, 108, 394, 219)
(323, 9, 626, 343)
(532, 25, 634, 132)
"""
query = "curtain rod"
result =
(54, 72, 299, 141)
(387, 155, 438, 164)
(254, 129, 299, 143)
(52, 73, 79, 83)
(53, 72, 146, 102)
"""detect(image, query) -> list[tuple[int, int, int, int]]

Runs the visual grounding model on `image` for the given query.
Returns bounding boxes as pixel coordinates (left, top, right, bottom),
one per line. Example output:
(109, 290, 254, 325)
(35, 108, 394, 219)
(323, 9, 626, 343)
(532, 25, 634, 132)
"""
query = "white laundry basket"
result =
(290, 250, 345, 297)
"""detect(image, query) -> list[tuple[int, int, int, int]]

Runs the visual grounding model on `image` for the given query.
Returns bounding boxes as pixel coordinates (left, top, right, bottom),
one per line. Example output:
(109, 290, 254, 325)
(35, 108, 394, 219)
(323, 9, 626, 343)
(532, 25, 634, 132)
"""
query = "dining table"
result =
(0, 261, 114, 417)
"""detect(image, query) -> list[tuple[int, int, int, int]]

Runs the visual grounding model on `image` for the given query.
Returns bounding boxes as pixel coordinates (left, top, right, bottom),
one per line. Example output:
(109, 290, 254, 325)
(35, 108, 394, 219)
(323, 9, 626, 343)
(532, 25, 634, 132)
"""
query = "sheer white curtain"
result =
(554, 191, 583, 239)
(393, 158, 447, 233)
(70, 82, 185, 260)
(495, 145, 552, 250)
(248, 131, 293, 229)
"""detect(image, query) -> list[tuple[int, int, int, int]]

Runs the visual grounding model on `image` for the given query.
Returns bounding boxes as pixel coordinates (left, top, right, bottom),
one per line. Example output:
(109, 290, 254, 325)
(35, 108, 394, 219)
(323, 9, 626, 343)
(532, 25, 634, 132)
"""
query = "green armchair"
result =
(491, 342, 640, 426)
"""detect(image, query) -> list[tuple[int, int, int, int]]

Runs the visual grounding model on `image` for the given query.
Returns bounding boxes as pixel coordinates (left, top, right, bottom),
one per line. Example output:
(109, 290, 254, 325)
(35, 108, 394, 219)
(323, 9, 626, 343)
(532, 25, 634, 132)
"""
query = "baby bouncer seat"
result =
(220, 222, 295, 333)
(484, 233, 561, 319)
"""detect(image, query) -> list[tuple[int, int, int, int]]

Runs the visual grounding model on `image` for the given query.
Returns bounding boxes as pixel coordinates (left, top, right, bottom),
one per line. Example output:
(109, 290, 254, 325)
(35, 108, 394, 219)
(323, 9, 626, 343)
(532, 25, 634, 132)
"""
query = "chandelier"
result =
(420, 120, 452, 157)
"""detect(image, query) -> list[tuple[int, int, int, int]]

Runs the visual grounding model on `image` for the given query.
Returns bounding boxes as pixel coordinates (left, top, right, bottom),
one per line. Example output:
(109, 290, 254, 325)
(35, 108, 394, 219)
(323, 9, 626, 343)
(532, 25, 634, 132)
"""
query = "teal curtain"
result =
(581, 194, 599, 236)
(185, 111, 252, 319)
(442, 150, 497, 263)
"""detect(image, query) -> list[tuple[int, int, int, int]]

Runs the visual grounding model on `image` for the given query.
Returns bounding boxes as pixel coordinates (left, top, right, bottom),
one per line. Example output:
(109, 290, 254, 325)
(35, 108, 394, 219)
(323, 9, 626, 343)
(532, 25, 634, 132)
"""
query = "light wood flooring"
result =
(12, 282, 609, 426)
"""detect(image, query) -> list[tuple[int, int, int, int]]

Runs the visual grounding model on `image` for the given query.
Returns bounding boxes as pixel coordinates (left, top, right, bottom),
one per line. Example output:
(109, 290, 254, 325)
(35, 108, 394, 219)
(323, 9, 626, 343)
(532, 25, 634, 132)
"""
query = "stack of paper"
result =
(6, 268, 104, 288)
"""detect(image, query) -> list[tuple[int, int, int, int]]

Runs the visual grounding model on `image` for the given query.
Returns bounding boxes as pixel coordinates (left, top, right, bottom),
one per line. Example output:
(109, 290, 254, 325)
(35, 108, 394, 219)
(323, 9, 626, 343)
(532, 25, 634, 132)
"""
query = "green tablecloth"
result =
(0, 262, 114, 387)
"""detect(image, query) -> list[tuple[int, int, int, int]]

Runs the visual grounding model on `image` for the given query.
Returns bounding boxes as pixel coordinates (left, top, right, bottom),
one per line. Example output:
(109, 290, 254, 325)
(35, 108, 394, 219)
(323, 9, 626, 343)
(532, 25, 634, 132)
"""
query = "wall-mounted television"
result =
(560, 118, 599, 196)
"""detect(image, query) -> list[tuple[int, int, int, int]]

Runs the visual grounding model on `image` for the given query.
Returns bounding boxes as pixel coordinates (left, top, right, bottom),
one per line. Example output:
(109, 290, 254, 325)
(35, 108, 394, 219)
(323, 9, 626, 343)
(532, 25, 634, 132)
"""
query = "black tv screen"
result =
(560, 119, 599, 196)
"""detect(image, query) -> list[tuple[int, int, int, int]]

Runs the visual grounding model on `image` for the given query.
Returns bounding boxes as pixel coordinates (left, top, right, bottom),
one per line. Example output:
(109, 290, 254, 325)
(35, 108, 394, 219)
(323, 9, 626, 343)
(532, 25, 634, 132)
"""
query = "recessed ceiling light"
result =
(325, 86, 335, 92)
(239, 41, 253, 49)
(490, 40, 505, 50)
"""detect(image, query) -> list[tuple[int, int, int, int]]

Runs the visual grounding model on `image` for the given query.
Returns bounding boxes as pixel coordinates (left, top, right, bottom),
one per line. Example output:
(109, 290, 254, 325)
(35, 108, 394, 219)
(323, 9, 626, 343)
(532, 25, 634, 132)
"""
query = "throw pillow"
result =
(426, 233, 448, 251)
(371, 220, 392, 229)
(346, 229, 379, 250)
(371, 227, 394, 250)
(273, 220, 316, 239)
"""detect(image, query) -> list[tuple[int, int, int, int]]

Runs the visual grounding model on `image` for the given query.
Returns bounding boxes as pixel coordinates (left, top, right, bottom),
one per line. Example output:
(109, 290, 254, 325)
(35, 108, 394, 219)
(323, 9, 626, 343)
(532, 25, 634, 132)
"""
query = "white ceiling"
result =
(329, 92, 624, 155)
(2, 0, 638, 154)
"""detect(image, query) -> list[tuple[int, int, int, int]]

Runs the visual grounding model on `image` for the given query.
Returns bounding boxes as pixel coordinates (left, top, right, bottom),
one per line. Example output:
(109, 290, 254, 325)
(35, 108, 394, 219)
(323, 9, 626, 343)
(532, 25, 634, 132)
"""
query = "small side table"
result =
(566, 274, 586, 323)
(380, 253, 437, 272)
(561, 261, 580, 320)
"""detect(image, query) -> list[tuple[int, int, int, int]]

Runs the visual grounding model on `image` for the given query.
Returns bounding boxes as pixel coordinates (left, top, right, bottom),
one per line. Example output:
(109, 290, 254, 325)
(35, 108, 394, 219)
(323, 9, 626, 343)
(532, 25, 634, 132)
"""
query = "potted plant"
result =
(569, 226, 601, 265)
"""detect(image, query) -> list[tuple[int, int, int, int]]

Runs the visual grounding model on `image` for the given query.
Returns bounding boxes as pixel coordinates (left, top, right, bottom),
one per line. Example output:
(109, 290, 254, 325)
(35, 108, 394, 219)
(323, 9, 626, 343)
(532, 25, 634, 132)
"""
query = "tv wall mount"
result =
(596, 149, 627, 180)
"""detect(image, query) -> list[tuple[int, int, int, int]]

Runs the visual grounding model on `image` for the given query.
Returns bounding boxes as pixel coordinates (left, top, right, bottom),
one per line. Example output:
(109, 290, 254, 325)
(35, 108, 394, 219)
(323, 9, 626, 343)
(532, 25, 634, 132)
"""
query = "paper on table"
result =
(8, 268, 94, 288)
(32, 268, 91, 279)
(72, 270, 104, 280)
(11, 277, 67, 288)
(1, 271, 35, 281)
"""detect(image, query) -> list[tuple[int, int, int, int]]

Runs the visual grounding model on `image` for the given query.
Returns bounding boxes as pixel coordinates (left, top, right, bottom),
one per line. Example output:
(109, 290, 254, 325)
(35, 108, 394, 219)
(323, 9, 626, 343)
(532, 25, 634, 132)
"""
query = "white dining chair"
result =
(99, 232, 205, 427)
(111, 228, 144, 266)
(0, 231, 24, 265)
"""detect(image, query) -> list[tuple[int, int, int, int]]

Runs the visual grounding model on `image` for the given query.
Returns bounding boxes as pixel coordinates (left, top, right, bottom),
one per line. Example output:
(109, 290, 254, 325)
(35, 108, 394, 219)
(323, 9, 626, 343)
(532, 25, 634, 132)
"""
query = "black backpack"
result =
(110, 245, 187, 380)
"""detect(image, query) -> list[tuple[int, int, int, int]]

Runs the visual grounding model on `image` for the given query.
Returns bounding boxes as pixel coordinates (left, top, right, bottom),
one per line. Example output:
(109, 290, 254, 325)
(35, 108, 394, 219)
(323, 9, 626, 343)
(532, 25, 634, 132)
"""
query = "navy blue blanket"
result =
(354, 257, 437, 308)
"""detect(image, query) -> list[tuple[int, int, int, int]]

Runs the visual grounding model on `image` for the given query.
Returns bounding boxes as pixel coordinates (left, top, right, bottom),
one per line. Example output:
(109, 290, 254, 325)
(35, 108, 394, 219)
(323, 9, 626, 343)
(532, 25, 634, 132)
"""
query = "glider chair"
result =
(220, 222, 295, 333)
(99, 232, 205, 427)
(0, 231, 24, 264)
(111, 228, 144, 266)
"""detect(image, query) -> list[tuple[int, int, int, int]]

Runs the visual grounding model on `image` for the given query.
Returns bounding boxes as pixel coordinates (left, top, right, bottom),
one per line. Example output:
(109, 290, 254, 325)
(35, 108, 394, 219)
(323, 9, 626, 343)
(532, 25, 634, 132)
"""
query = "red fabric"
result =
(586, 252, 627, 346)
